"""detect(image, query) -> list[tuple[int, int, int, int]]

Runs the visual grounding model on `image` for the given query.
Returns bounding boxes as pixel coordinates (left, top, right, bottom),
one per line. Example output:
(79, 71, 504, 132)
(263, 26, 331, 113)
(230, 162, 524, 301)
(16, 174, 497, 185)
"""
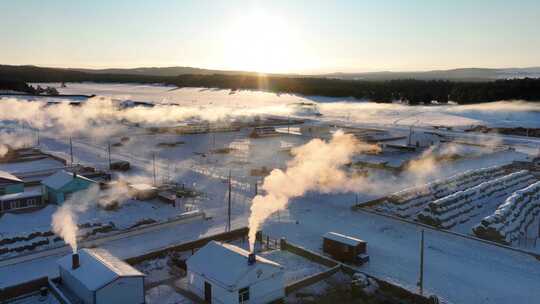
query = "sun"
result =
(220, 11, 307, 74)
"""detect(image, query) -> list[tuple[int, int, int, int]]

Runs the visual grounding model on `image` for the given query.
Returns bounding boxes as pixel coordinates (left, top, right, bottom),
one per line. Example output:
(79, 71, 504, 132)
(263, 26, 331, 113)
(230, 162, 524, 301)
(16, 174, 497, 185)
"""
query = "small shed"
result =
(42, 170, 96, 204)
(250, 126, 280, 138)
(0, 170, 24, 195)
(186, 241, 285, 304)
(57, 248, 145, 304)
(323, 232, 368, 264)
(128, 183, 158, 200)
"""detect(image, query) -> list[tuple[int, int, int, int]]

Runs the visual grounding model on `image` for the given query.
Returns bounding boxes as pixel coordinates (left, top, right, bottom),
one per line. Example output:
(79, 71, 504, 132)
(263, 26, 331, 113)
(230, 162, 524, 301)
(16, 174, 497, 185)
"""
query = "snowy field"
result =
(1, 83, 540, 304)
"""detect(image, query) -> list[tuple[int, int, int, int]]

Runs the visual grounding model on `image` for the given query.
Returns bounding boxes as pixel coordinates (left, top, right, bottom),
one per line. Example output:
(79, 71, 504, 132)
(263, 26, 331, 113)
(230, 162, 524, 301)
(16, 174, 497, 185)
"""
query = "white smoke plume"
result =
(50, 181, 131, 252)
(0, 130, 35, 157)
(51, 185, 100, 252)
(0, 97, 300, 140)
(248, 130, 380, 250)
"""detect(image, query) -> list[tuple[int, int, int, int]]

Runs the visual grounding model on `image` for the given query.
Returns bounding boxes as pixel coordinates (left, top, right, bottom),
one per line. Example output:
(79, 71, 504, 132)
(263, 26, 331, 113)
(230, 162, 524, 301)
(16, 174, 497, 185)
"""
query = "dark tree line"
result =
(171, 74, 540, 105)
(1, 65, 540, 104)
(0, 79, 58, 95)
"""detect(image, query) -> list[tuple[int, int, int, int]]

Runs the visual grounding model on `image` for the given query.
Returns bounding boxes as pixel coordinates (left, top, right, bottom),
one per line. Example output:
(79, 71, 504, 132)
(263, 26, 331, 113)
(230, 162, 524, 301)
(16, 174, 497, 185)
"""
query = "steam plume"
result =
(51, 182, 129, 252)
(248, 130, 380, 250)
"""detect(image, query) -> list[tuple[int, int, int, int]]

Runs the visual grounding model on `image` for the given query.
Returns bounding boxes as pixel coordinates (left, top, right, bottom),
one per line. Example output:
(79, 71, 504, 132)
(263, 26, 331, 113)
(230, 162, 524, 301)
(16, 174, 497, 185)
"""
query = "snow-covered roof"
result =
(41, 170, 94, 190)
(129, 183, 157, 191)
(57, 248, 143, 291)
(186, 241, 283, 290)
(324, 232, 365, 246)
(0, 189, 41, 201)
(0, 170, 22, 183)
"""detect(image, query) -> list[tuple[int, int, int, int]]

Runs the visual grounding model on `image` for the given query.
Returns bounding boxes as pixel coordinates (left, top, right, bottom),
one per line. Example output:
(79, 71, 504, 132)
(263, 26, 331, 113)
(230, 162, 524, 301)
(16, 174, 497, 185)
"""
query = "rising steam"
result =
(248, 130, 380, 250)
(0, 130, 35, 157)
(0, 97, 300, 139)
(51, 182, 130, 252)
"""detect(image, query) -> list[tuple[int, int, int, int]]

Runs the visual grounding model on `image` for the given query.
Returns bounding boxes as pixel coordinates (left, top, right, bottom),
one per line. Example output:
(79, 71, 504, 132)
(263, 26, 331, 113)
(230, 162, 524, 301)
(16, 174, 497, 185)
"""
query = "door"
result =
(204, 281, 212, 303)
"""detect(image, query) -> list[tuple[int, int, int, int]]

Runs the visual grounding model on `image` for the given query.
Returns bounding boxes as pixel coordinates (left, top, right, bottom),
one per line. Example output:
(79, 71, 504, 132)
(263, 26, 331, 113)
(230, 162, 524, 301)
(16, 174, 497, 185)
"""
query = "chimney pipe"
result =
(72, 253, 80, 269)
(248, 253, 256, 265)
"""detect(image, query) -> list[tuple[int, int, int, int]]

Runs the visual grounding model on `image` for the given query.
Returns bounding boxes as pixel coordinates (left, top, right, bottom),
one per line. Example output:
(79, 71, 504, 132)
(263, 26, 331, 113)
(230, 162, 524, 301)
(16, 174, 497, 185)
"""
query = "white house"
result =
(57, 248, 145, 304)
(186, 241, 285, 304)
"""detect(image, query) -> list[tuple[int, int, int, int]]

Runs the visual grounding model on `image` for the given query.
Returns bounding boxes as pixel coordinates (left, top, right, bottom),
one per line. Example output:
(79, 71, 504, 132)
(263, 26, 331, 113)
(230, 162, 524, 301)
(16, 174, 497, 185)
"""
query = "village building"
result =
(42, 170, 96, 204)
(0, 170, 24, 195)
(56, 248, 145, 304)
(186, 241, 285, 304)
(0, 189, 43, 213)
(0, 170, 44, 213)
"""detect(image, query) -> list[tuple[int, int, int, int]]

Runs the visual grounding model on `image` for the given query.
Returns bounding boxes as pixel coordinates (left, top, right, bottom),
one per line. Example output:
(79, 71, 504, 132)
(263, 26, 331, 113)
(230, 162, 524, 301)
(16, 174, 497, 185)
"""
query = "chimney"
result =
(248, 253, 256, 265)
(72, 253, 80, 269)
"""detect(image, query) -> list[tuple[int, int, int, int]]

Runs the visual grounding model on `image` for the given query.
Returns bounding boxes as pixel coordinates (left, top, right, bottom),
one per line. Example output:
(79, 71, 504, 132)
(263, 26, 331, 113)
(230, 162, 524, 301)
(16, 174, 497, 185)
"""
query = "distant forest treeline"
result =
(1, 65, 540, 104)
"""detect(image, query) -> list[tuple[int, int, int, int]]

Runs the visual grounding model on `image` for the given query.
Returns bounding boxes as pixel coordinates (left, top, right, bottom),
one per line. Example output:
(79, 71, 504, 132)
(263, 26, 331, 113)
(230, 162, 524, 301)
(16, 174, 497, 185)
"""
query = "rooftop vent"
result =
(72, 253, 80, 269)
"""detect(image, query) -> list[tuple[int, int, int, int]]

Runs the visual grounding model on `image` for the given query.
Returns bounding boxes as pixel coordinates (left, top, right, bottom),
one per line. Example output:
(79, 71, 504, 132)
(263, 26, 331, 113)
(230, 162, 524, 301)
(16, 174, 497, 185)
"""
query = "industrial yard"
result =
(1, 83, 540, 304)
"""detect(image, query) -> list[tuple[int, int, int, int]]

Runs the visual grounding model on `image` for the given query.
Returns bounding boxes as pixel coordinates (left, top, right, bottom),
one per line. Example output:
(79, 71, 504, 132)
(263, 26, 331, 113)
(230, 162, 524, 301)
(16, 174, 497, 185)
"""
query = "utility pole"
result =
(408, 125, 413, 146)
(418, 229, 425, 295)
(69, 137, 74, 165)
(287, 115, 290, 134)
(227, 170, 232, 232)
(107, 141, 111, 169)
(152, 152, 157, 186)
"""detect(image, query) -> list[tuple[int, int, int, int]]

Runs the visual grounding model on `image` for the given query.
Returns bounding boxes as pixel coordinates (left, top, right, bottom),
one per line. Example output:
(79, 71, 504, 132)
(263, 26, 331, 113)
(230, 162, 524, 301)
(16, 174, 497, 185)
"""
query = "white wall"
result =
(237, 266, 285, 304)
(59, 268, 93, 304)
(188, 270, 236, 304)
(187, 267, 285, 304)
(96, 276, 144, 304)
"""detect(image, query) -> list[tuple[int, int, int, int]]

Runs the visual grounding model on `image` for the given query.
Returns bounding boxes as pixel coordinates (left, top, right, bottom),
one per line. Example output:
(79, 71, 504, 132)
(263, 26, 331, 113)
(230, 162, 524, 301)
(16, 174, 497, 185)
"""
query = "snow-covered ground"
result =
(31, 82, 540, 129)
(263, 193, 540, 304)
(1, 83, 540, 304)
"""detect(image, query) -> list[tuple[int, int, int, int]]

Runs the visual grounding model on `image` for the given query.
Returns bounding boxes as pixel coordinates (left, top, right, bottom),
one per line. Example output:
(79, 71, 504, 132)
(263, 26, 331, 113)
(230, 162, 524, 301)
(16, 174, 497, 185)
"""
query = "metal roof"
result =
(57, 248, 143, 291)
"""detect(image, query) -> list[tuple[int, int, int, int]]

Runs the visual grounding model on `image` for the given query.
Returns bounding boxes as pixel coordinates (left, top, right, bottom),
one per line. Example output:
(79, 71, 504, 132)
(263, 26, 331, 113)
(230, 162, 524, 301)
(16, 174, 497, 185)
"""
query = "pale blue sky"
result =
(1, 0, 539, 73)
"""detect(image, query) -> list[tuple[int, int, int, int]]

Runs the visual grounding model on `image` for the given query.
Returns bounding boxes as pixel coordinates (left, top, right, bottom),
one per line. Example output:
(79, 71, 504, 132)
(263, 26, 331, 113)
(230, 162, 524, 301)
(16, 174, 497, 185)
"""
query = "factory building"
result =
(186, 241, 285, 304)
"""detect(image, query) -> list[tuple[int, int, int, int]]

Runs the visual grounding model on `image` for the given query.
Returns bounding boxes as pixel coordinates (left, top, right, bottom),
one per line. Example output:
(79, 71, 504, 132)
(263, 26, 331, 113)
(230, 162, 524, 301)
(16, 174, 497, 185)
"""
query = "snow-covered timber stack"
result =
(417, 170, 536, 228)
(374, 165, 508, 218)
(473, 181, 540, 244)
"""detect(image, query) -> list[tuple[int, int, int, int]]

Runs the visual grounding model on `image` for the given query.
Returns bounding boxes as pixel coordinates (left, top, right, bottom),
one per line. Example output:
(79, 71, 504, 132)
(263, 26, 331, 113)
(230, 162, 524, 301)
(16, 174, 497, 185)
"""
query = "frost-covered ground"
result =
(1, 83, 540, 303)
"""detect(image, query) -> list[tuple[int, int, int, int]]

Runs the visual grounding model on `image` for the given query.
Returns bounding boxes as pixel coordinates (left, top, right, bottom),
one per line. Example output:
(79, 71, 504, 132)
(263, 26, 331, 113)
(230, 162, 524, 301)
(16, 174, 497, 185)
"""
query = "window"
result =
(239, 287, 250, 303)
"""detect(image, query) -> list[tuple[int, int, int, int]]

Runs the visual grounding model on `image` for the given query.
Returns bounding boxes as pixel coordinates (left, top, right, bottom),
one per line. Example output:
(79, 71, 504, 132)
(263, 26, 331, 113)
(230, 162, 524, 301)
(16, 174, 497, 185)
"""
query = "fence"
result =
(278, 238, 433, 304)
(0, 277, 49, 301)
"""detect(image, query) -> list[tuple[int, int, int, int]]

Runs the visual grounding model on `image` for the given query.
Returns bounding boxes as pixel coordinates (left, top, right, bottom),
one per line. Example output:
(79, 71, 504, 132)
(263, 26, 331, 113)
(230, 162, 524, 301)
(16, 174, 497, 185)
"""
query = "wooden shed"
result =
(323, 232, 369, 264)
